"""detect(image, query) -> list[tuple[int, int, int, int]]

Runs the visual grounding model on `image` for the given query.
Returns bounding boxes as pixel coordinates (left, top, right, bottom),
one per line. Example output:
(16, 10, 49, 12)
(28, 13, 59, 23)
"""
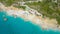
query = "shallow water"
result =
(0, 11, 60, 34)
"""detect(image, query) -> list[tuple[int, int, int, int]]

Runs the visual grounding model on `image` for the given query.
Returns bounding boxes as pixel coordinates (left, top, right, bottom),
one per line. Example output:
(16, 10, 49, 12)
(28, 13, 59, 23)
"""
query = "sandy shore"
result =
(0, 3, 60, 31)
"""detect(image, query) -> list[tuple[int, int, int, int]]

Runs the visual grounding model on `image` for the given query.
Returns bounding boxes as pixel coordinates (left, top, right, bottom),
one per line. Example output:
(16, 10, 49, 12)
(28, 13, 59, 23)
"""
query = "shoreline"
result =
(0, 3, 60, 31)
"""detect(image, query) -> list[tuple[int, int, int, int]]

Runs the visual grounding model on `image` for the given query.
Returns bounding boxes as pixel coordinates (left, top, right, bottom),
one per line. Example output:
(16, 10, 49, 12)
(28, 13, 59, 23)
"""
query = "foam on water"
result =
(0, 11, 60, 34)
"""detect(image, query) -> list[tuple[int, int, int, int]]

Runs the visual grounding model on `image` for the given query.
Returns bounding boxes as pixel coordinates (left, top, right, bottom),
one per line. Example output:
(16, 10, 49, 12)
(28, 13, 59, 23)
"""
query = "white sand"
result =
(0, 3, 60, 31)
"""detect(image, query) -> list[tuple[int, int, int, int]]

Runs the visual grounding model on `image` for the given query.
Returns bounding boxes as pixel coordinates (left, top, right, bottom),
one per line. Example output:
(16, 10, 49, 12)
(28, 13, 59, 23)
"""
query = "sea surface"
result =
(0, 10, 60, 34)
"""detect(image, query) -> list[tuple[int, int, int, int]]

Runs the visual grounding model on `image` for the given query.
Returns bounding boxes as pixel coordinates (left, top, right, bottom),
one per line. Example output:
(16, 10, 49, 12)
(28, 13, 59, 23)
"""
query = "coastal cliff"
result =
(0, 3, 60, 31)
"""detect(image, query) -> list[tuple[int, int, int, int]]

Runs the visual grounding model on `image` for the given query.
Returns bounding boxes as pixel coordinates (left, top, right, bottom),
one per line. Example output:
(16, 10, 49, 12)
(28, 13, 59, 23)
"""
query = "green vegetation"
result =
(0, 0, 38, 6)
(0, 0, 26, 10)
(14, 6, 26, 10)
(25, 0, 60, 25)
(0, 0, 60, 25)
(0, 0, 23, 6)
(0, 0, 14, 6)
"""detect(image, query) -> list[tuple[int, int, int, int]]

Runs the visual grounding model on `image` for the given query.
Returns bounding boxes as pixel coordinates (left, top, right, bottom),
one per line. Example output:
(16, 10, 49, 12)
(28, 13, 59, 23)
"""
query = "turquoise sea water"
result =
(0, 11, 60, 34)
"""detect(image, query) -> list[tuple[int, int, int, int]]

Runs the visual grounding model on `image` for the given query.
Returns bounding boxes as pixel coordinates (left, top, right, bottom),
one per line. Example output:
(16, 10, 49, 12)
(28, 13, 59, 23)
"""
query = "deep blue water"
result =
(0, 11, 60, 34)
